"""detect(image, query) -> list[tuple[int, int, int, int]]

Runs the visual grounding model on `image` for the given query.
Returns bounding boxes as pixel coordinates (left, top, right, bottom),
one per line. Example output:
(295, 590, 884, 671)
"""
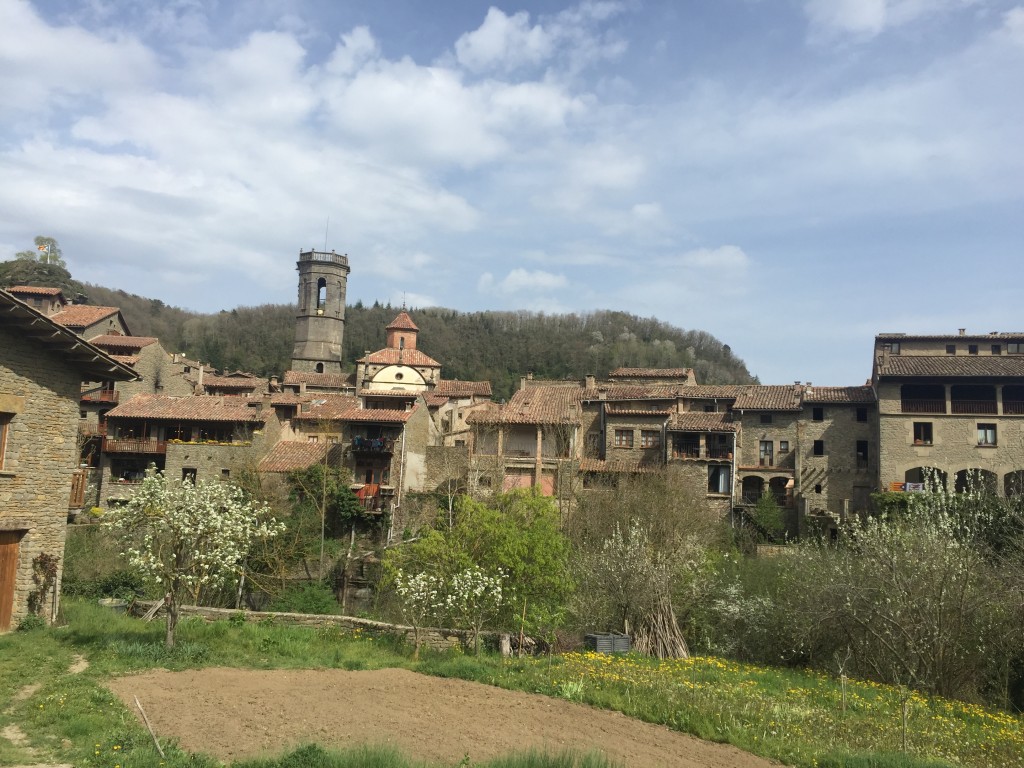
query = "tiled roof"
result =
(359, 389, 417, 398)
(282, 370, 355, 389)
(0, 289, 137, 381)
(293, 395, 361, 420)
(386, 311, 419, 331)
(340, 407, 417, 424)
(52, 305, 120, 328)
(681, 385, 752, 400)
(203, 374, 264, 390)
(259, 441, 339, 473)
(732, 385, 803, 412)
(877, 333, 1024, 341)
(581, 384, 682, 401)
(608, 367, 694, 380)
(604, 406, 671, 417)
(269, 393, 310, 406)
(667, 412, 738, 432)
(110, 354, 140, 366)
(105, 395, 264, 422)
(468, 384, 581, 425)
(359, 348, 441, 367)
(7, 285, 64, 296)
(803, 386, 876, 404)
(877, 356, 1024, 378)
(90, 334, 158, 350)
(424, 393, 449, 407)
(435, 379, 493, 397)
(579, 457, 663, 474)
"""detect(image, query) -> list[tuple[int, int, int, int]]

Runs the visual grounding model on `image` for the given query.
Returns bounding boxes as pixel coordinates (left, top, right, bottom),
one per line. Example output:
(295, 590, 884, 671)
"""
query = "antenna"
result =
(323, 216, 330, 251)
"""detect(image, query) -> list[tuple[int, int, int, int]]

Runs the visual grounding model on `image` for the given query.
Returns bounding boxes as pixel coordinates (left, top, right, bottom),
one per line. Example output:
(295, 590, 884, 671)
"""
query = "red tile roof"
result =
(90, 334, 158, 350)
(604, 406, 671, 417)
(293, 395, 360, 420)
(876, 356, 1024, 378)
(581, 384, 682, 401)
(667, 412, 738, 432)
(203, 374, 264, 390)
(7, 285, 64, 296)
(424, 393, 449, 407)
(468, 384, 581, 425)
(259, 441, 339, 473)
(52, 304, 121, 329)
(608, 367, 694, 380)
(341, 407, 417, 424)
(282, 370, 355, 389)
(359, 348, 441, 367)
(803, 386, 876, 404)
(579, 457, 664, 474)
(110, 354, 140, 366)
(732, 385, 803, 412)
(386, 311, 419, 331)
(682, 385, 756, 400)
(435, 379, 493, 397)
(105, 395, 264, 422)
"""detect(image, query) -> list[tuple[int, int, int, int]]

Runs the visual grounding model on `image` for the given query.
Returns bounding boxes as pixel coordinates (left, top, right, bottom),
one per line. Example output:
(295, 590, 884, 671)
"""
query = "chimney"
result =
(959, 328, 966, 336)
(520, 376, 528, 391)
(527, 371, 534, 381)
(585, 374, 596, 389)
(804, 382, 813, 397)
(197, 363, 204, 392)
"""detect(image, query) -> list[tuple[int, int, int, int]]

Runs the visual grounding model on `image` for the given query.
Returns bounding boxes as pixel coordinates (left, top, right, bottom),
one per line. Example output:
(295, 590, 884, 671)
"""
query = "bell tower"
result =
(290, 248, 350, 375)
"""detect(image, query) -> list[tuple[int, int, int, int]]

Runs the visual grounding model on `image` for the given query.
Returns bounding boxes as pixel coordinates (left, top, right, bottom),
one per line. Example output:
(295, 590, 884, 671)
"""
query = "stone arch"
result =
(1004, 470, 1024, 497)
(904, 466, 947, 491)
(769, 476, 789, 506)
(741, 475, 764, 503)
(316, 277, 327, 312)
(954, 468, 997, 494)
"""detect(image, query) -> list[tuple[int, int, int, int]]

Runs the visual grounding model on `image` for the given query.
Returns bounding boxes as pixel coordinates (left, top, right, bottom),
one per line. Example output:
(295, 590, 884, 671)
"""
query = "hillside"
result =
(4, 275, 756, 399)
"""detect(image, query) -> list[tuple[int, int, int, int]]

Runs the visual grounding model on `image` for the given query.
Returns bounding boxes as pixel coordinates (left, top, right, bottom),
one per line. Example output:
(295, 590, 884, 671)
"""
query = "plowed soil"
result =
(107, 667, 776, 767)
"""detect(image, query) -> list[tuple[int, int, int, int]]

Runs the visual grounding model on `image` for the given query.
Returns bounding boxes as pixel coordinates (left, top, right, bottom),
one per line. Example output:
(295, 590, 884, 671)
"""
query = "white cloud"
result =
(454, 8, 554, 73)
(804, 0, 982, 39)
(678, 245, 750, 271)
(478, 268, 569, 294)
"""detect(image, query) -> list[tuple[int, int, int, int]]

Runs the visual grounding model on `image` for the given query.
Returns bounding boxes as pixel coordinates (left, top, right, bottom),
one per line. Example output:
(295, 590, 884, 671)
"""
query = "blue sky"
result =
(2, 0, 1022, 386)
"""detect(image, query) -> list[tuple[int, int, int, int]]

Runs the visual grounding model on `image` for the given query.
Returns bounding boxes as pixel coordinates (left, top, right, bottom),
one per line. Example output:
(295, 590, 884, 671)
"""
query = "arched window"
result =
(317, 278, 327, 312)
(399, 336, 405, 350)
(315, 362, 324, 374)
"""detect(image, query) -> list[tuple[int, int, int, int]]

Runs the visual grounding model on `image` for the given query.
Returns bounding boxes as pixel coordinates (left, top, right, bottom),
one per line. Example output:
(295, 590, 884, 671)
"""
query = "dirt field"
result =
(107, 667, 776, 768)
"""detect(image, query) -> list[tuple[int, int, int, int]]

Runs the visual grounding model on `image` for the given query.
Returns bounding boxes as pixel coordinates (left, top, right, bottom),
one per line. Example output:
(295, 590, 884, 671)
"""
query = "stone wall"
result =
(1, 327, 83, 629)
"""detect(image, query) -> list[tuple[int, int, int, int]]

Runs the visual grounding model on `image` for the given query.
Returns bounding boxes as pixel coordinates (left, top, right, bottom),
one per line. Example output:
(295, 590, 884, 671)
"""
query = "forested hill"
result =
(74, 284, 757, 400)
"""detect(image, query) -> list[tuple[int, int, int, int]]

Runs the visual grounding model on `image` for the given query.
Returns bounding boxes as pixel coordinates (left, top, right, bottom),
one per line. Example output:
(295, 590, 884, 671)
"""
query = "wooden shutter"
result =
(0, 531, 21, 631)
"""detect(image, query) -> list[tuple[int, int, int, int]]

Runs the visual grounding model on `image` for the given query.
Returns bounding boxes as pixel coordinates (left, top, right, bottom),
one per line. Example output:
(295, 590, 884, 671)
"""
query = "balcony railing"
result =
(901, 399, 946, 414)
(672, 446, 732, 460)
(79, 423, 108, 438)
(81, 389, 119, 403)
(350, 436, 395, 453)
(707, 447, 732, 459)
(951, 400, 998, 415)
(1005, 401, 1024, 415)
(103, 437, 166, 454)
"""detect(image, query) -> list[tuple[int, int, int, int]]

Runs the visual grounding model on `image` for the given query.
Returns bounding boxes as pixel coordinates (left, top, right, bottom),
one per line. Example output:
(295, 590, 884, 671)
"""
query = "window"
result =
(182, 467, 197, 483)
(812, 407, 824, 421)
(0, 414, 10, 471)
(759, 414, 773, 425)
(1009, 342, 1023, 354)
(614, 429, 633, 448)
(708, 465, 730, 494)
(978, 423, 997, 446)
(813, 440, 825, 456)
(969, 344, 979, 355)
(703, 404, 716, 413)
(308, 435, 319, 443)
(221, 468, 231, 480)
(856, 407, 868, 422)
(640, 430, 660, 449)
(885, 342, 901, 354)
(946, 344, 956, 355)
(759, 440, 774, 466)
(992, 344, 1001, 355)
(814, 484, 822, 494)
(913, 422, 933, 445)
(779, 440, 789, 453)
(856, 440, 869, 464)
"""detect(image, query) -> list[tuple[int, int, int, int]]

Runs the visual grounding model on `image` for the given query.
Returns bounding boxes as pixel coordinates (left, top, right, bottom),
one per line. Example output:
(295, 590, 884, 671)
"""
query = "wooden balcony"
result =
(350, 436, 395, 454)
(103, 437, 166, 454)
(900, 398, 946, 414)
(951, 400, 997, 415)
(671, 446, 732, 460)
(81, 389, 119, 403)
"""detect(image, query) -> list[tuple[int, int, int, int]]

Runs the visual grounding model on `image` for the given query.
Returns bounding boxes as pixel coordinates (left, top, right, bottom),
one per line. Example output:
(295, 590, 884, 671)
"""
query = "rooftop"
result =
(105, 395, 265, 422)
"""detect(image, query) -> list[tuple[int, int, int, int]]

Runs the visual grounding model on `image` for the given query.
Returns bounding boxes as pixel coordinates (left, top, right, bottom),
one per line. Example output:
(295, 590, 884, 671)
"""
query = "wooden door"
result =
(0, 530, 21, 631)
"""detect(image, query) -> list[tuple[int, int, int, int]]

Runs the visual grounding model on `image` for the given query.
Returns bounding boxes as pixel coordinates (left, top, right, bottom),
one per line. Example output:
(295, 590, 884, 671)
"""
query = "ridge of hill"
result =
(27, 280, 756, 400)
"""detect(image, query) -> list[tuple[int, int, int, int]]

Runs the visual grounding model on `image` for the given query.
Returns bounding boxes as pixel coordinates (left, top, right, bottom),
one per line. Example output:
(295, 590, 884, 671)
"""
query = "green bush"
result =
(267, 581, 340, 615)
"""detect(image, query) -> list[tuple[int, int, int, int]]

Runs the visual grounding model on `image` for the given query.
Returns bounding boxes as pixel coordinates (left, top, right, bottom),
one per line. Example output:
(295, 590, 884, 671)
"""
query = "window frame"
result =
(913, 422, 933, 445)
(759, 413, 773, 425)
(640, 430, 660, 449)
(813, 439, 825, 456)
(946, 344, 956, 355)
(707, 465, 730, 494)
(779, 440, 789, 453)
(0, 414, 10, 471)
(977, 423, 997, 446)
(812, 406, 824, 421)
(856, 407, 868, 423)
(613, 429, 634, 449)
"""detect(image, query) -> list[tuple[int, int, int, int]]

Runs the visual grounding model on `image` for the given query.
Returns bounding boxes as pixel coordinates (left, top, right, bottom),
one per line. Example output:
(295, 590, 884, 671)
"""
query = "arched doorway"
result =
(1005, 470, 1024, 497)
(954, 469, 997, 494)
(742, 476, 764, 504)
(904, 466, 947, 490)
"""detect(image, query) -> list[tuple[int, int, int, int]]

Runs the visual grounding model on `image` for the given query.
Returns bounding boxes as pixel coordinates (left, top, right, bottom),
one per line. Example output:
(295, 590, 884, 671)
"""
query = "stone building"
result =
(874, 331, 1024, 496)
(1, 288, 135, 630)
(290, 249, 350, 375)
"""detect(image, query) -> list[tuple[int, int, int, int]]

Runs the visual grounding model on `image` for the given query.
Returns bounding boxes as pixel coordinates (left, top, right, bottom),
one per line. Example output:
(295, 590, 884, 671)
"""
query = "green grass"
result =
(232, 744, 622, 768)
(1, 599, 1021, 768)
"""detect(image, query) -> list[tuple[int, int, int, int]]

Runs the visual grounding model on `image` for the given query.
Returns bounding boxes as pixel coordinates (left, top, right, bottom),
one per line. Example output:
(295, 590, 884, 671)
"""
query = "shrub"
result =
(267, 581, 340, 615)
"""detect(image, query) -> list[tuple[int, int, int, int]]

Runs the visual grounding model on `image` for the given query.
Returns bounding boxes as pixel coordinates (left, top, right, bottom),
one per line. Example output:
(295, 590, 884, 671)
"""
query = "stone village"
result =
(3, 247, 1024, 630)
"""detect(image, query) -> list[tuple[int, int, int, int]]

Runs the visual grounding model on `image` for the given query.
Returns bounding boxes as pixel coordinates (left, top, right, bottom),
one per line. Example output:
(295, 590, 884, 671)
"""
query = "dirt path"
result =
(107, 667, 776, 768)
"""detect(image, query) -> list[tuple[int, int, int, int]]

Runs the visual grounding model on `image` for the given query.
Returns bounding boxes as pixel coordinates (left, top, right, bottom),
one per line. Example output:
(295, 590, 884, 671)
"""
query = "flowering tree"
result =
(105, 472, 284, 647)
(394, 569, 443, 659)
(442, 566, 505, 654)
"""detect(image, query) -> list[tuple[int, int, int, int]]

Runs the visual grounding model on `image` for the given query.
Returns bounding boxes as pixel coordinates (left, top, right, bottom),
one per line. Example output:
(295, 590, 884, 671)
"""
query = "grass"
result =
(1, 599, 1021, 768)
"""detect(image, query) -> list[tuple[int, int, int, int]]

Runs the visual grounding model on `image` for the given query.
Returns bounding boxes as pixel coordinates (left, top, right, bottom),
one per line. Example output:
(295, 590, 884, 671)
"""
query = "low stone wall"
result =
(131, 601, 480, 653)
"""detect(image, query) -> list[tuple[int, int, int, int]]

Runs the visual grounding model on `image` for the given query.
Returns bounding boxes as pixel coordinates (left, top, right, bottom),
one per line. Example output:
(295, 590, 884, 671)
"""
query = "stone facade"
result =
(291, 250, 350, 375)
(1, 290, 134, 630)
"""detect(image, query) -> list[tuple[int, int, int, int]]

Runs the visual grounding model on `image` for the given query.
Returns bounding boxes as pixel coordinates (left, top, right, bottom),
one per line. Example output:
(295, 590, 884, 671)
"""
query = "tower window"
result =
(317, 278, 327, 311)
(399, 336, 405, 350)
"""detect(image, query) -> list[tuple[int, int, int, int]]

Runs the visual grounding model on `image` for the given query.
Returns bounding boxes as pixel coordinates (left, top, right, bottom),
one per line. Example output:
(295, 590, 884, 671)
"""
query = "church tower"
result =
(290, 248, 350, 375)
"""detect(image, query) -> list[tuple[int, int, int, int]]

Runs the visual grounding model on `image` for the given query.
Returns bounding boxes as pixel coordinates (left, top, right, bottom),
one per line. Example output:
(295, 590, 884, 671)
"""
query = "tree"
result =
(105, 472, 284, 647)
(15, 236, 66, 268)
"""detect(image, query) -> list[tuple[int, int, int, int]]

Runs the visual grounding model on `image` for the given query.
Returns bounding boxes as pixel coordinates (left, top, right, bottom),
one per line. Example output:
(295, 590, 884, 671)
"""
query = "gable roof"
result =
(435, 379, 493, 397)
(293, 394, 360, 420)
(581, 384, 683, 401)
(358, 348, 441, 367)
(259, 441, 341, 473)
(89, 334, 159, 350)
(51, 304, 123, 330)
(7, 285, 65, 297)
(105, 394, 264, 422)
(282, 370, 355, 389)
(803, 386, 876, 404)
(732, 385, 804, 412)
(0, 289, 138, 381)
(468, 383, 580, 426)
(876, 355, 1024, 378)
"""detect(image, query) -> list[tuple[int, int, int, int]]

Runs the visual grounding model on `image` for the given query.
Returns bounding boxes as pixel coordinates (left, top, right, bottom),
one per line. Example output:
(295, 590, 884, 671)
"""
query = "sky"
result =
(2, 0, 1022, 386)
